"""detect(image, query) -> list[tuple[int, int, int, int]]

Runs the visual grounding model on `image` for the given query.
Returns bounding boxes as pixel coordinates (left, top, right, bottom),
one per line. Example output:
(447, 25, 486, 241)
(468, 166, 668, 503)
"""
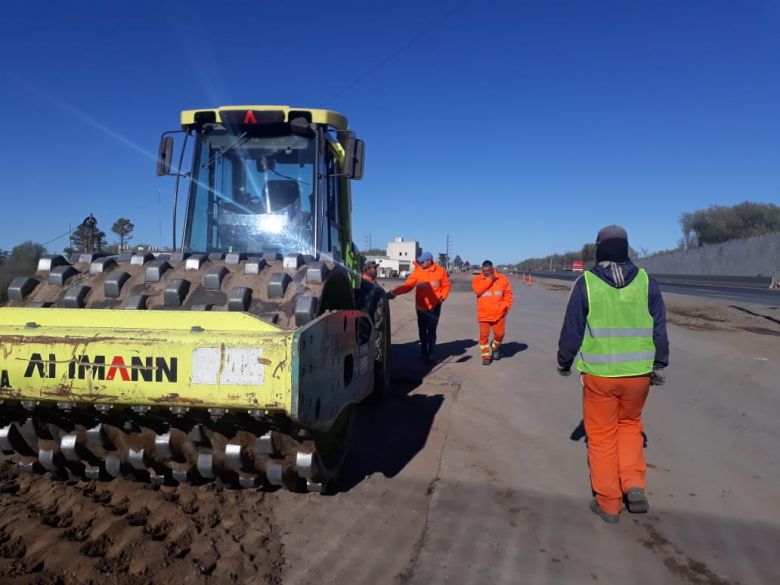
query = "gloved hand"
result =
(386, 292, 396, 300)
(650, 369, 665, 386)
(557, 365, 572, 377)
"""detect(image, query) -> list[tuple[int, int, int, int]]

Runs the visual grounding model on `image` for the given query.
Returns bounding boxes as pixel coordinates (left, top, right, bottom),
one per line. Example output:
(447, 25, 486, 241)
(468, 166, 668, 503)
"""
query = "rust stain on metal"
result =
(83, 392, 119, 401)
(41, 388, 119, 404)
(218, 343, 227, 380)
(0, 334, 160, 346)
(42, 384, 75, 398)
(0, 387, 24, 399)
(272, 359, 286, 379)
(150, 393, 205, 405)
(14, 356, 77, 365)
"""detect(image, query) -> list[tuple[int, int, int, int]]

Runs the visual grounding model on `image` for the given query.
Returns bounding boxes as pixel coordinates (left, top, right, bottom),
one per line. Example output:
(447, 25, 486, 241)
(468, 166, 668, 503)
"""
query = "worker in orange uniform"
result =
(557, 225, 669, 524)
(387, 252, 451, 364)
(472, 260, 514, 365)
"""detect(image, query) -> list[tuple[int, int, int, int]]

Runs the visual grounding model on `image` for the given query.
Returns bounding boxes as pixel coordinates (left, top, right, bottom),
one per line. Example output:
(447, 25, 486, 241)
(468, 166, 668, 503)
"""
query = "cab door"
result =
(323, 142, 344, 262)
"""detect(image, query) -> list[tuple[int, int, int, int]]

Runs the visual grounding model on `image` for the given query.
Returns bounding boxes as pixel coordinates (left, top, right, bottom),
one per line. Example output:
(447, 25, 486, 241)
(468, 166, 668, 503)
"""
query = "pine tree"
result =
(111, 217, 135, 251)
(67, 215, 107, 254)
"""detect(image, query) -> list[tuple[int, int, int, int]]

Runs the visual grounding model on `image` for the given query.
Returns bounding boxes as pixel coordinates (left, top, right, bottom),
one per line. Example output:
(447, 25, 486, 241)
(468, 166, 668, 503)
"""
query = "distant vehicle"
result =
(572, 260, 584, 272)
(399, 270, 410, 278)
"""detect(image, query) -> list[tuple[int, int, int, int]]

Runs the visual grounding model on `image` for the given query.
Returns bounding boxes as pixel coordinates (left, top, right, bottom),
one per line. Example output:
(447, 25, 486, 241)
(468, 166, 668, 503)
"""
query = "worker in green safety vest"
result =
(556, 225, 669, 524)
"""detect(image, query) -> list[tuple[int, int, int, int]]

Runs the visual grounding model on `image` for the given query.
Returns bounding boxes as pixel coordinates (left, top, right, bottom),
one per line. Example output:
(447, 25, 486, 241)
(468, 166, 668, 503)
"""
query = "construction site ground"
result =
(1, 275, 778, 585)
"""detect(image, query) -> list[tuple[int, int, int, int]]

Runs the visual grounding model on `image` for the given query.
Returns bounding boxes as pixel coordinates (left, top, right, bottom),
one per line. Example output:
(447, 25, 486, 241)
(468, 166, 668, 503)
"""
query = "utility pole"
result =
(445, 234, 453, 271)
(158, 189, 163, 251)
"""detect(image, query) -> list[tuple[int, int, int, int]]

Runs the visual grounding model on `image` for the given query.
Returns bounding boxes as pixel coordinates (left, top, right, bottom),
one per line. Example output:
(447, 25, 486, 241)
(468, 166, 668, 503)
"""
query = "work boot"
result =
(482, 357, 491, 365)
(492, 348, 501, 361)
(625, 488, 649, 513)
(589, 499, 619, 524)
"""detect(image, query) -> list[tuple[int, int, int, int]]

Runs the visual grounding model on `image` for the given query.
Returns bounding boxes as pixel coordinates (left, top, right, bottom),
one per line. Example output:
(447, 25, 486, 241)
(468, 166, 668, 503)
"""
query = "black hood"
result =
(590, 261, 639, 289)
(595, 224, 630, 263)
(596, 238, 629, 263)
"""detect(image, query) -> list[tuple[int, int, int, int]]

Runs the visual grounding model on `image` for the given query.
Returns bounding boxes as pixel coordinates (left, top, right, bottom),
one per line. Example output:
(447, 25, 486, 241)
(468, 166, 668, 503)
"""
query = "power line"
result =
(41, 228, 75, 247)
(28, 188, 175, 252)
(325, 1, 468, 105)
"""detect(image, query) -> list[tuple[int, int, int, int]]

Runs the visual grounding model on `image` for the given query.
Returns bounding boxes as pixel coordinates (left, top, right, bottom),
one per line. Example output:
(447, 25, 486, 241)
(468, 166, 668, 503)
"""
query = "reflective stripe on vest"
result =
(587, 327, 653, 338)
(576, 269, 655, 377)
(580, 351, 655, 363)
(482, 290, 504, 297)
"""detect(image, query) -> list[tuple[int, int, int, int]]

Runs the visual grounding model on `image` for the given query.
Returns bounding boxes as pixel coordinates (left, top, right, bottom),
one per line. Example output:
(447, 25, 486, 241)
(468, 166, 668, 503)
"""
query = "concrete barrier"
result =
(636, 232, 780, 278)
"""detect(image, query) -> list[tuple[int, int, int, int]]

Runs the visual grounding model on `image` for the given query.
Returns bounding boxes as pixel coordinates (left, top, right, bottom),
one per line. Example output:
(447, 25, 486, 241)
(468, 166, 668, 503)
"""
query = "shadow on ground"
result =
(391, 338, 479, 368)
(335, 383, 443, 492)
(496, 341, 528, 357)
(334, 339, 480, 492)
(337, 337, 531, 492)
(730, 304, 780, 326)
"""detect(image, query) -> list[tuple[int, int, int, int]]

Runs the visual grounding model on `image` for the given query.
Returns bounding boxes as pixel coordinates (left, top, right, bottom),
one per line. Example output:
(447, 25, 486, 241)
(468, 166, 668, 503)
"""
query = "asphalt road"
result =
(271, 277, 779, 585)
(653, 282, 780, 305)
(531, 272, 780, 306)
(1, 277, 777, 584)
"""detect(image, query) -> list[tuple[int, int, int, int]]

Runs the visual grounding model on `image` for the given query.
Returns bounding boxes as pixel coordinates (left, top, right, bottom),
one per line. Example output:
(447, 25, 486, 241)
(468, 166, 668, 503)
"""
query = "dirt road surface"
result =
(1, 275, 778, 584)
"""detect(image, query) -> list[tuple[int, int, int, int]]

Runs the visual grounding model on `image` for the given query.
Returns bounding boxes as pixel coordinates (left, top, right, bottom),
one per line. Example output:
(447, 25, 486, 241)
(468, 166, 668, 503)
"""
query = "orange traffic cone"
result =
(527, 273, 533, 286)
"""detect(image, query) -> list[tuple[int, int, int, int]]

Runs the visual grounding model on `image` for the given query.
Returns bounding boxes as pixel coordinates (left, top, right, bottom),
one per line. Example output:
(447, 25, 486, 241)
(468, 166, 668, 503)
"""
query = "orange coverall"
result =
(471, 270, 514, 358)
(391, 262, 451, 310)
(392, 262, 451, 358)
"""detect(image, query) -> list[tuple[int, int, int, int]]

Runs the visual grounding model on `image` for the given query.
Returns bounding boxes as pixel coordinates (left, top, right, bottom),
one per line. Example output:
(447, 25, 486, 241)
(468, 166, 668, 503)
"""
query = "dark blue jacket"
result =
(557, 262, 669, 371)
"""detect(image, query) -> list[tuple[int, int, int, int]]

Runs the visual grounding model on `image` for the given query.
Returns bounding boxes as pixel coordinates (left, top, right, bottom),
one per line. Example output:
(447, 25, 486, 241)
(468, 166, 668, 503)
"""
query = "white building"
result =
(365, 255, 401, 278)
(386, 237, 421, 275)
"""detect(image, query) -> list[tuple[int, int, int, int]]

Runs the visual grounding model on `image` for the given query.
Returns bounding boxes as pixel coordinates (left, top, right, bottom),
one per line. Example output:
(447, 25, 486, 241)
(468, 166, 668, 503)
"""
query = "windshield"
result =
(184, 130, 316, 255)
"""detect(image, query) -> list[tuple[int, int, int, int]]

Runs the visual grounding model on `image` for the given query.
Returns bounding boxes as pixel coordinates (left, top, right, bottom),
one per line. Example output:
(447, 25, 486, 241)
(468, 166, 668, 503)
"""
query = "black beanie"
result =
(596, 225, 629, 263)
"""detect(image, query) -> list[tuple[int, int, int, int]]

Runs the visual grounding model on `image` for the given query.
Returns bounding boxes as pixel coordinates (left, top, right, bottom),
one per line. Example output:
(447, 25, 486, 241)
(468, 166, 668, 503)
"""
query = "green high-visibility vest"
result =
(576, 269, 655, 377)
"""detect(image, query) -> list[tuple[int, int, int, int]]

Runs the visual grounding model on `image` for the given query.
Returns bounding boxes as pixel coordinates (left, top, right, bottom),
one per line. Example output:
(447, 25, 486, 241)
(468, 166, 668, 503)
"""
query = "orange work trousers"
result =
(582, 373, 650, 516)
(478, 317, 506, 357)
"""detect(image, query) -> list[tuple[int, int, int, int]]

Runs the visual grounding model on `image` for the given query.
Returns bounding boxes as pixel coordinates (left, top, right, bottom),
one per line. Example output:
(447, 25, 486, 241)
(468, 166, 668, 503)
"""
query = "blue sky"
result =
(1, 0, 778, 264)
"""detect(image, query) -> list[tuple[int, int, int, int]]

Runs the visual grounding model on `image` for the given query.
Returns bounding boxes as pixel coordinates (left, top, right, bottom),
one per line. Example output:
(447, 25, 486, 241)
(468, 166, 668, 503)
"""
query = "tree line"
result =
(679, 201, 779, 248)
(515, 243, 609, 272)
(515, 201, 779, 271)
(0, 216, 137, 304)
